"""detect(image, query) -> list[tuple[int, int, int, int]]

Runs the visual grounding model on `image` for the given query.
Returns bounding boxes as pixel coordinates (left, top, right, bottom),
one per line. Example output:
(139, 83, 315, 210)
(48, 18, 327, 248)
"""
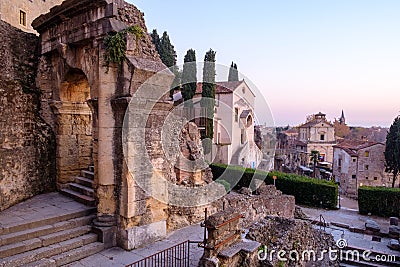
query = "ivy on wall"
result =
(103, 25, 144, 68)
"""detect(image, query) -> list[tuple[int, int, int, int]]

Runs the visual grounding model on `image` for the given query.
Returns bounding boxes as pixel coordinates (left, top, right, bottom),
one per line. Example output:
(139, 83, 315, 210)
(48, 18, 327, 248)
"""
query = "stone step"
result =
(50, 241, 104, 266)
(0, 233, 99, 267)
(81, 170, 94, 180)
(60, 189, 95, 206)
(0, 225, 92, 258)
(0, 215, 95, 247)
(68, 183, 94, 198)
(25, 241, 104, 267)
(0, 208, 95, 237)
(75, 176, 94, 188)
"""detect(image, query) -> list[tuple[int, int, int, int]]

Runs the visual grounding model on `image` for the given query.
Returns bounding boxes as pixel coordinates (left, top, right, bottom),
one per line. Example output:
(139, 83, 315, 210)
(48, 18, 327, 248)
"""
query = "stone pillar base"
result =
(120, 220, 167, 250)
(92, 226, 117, 249)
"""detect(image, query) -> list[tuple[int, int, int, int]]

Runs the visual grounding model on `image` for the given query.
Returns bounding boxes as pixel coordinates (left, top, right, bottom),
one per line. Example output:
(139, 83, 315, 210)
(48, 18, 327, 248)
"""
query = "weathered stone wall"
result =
(0, 20, 56, 211)
(167, 184, 295, 231)
(0, 0, 64, 34)
(247, 216, 339, 266)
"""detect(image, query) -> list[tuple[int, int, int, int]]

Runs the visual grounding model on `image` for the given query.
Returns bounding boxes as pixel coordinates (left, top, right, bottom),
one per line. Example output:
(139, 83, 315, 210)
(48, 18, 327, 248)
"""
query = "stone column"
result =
(93, 64, 118, 227)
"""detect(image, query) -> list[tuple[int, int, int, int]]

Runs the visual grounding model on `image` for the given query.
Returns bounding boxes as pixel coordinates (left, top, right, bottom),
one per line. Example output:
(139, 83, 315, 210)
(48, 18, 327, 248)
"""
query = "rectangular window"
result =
(374, 177, 378, 181)
(365, 165, 369, 170)
(365, 151, 370, 157)
(20, 10, 26, 26)
(241, 129, 245, 144)
(352, 175, 356, 179)
(320, 134, 325, 141)
(352, 158, 357, 162)
(366, 177, 369, 180)
(234, 108, 239, 122)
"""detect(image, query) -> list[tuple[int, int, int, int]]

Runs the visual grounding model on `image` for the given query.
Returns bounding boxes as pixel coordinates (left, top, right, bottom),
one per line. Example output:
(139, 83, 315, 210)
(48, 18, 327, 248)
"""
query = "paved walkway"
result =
(66, 224, 205, 267)
(301, 204, 391, 233)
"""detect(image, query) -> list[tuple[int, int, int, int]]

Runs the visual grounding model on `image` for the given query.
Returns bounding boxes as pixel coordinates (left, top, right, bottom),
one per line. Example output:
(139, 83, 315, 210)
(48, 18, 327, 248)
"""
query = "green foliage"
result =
(358, 186, 400, 217)
(181, 49, 197, 107)
(210, 163, 338, 209)
(384, 116, 400, 188)
(201, 49, 216, 145)
(150, 29, 161, 53)
(228, 61, 239, 81)
(159, 31, 177, 68)
(104, 25, 144, 68)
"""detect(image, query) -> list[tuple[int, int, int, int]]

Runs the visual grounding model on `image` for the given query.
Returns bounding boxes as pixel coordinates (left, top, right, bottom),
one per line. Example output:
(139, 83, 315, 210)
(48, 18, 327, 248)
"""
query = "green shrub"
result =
(358, 186, 400, 217)
(210, 163, 338, 209)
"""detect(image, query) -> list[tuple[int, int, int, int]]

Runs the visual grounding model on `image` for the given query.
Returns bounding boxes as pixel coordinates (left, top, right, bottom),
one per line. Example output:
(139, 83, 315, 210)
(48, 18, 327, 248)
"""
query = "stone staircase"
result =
(60, 166, 95, 206)
(0, 205, 103, 267)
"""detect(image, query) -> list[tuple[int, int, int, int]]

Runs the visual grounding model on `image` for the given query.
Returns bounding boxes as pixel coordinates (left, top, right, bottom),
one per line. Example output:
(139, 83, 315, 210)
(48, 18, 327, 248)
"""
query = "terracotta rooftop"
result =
(195, 81, 244, 94)
(333, 140, 384, 157)
(284, 128, 299, 135)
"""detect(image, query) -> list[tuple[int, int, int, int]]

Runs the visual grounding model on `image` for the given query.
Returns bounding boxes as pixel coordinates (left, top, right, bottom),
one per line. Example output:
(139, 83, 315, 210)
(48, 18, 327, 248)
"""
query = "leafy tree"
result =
(181, 49, 197, 108)
(384, 116, 400, 188)
(310, 150, 320, 178)
(201, 49, 216, 148)
(228, 61, 239, 81)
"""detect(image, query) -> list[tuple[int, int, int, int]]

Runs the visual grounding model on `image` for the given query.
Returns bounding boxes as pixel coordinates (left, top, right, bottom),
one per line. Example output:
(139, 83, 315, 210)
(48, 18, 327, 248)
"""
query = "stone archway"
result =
(32, 0, 174, 250)
(51, 68, 93, 185)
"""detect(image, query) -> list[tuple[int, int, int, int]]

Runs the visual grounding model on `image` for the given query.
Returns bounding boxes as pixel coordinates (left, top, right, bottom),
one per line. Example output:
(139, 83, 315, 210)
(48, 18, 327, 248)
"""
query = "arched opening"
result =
(55, 68, 93, 185)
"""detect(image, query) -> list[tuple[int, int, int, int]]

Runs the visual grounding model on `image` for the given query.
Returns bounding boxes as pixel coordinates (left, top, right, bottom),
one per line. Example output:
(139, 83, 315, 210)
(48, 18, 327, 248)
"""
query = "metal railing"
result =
(125, 240, 201, 267)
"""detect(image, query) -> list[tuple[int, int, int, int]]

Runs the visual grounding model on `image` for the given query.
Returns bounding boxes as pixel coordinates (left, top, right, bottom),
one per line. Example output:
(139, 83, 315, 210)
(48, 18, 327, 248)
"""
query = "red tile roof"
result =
(195, 81, 244, 94)
(333, 140, 384, 156)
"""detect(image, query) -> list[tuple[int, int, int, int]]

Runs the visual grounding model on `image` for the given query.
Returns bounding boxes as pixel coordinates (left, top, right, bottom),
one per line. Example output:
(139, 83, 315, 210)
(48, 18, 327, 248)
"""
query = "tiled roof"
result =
(195, 81, 244, 94)
(240, 110, 251, 118)
(333, 140, 384, 156)
(294, 140, 307, 147)
(284, 128, 299, 134)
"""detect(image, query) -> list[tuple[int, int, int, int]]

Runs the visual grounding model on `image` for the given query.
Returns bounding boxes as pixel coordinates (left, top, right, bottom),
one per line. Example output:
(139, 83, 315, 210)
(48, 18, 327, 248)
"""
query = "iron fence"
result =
(125, 240, 200, 267)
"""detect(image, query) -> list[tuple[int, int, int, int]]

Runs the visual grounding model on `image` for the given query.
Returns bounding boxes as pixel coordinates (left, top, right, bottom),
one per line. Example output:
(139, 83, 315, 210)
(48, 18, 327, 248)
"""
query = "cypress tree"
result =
(150, 29, 161, 54)
(151, 30, 179, 98)
(228, 61, 239, 81)
(201, 49, 216, 145)
(181, 49, 197, 107)
(384, 116, 400, 187)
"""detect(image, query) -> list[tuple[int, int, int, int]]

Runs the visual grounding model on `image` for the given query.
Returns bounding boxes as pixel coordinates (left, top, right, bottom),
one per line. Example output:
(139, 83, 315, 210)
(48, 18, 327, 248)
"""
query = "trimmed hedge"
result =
(358, 186, 400, 217)
(210, 163, 338, 209)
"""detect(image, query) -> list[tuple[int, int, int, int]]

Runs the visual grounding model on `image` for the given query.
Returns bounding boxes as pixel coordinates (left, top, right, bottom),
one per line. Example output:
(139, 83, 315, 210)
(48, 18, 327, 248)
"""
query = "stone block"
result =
(388, 239, 400, 251)
(365, 219, 380, 233)
(389, 225, 400, 239)
(390, 217, 399, 226)
(123, 220, 167, 250)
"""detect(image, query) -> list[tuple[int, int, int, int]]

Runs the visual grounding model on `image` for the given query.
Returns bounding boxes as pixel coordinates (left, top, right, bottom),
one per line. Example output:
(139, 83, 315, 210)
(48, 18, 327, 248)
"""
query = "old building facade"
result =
(192, 80, 262, 167)
(0, 0, 64, 33)
(332, 140, 397, 198)
(298, 112, 337, 163)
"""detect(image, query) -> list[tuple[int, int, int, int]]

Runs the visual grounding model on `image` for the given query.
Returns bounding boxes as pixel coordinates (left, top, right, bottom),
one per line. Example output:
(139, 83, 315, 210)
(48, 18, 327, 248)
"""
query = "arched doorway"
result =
(52, 68, 94, 186)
